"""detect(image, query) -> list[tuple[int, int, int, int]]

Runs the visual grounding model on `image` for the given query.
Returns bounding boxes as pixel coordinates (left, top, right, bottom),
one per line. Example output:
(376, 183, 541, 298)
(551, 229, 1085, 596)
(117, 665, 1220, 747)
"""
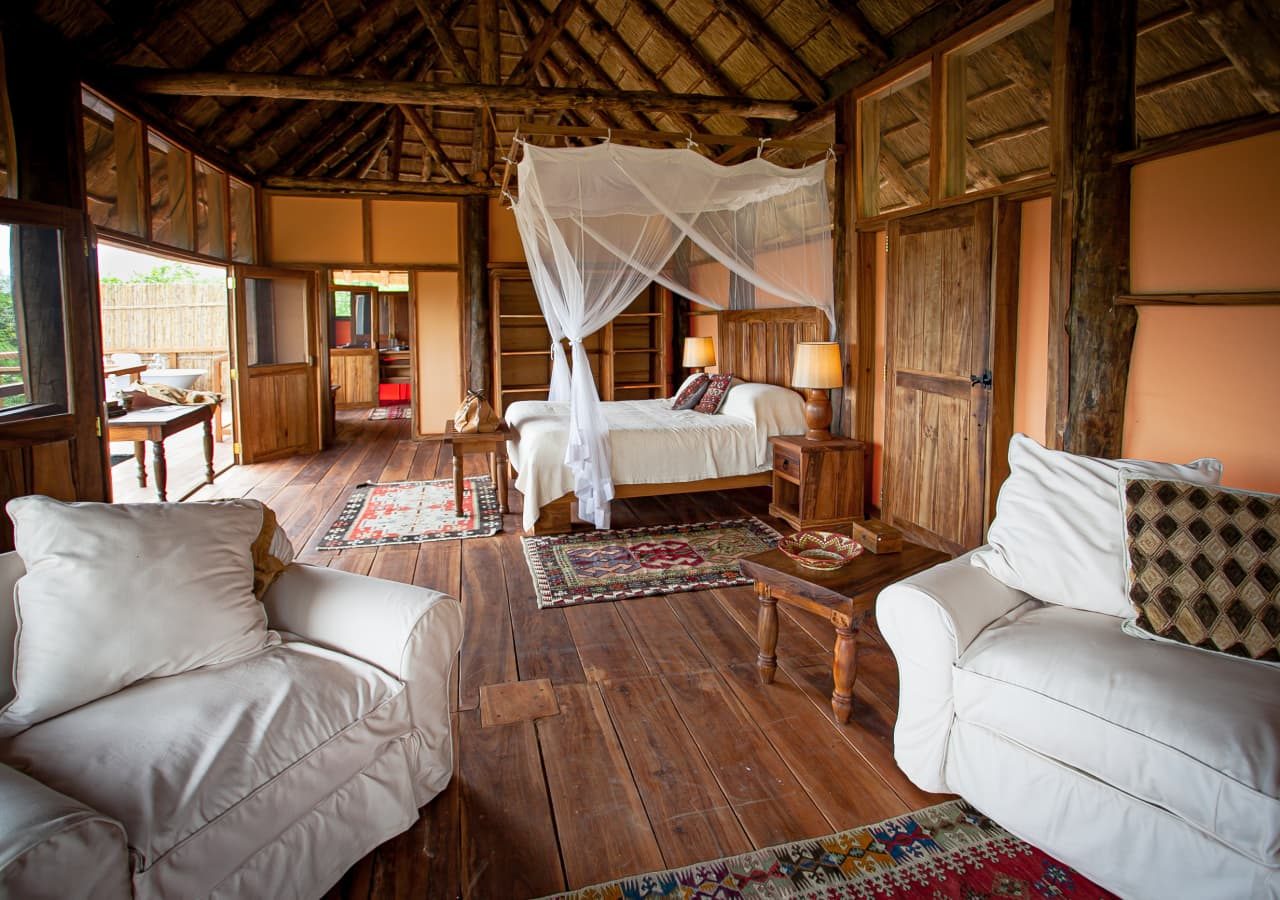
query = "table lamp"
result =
(682, 336, 716, 374)
(791, 341, 842, 441)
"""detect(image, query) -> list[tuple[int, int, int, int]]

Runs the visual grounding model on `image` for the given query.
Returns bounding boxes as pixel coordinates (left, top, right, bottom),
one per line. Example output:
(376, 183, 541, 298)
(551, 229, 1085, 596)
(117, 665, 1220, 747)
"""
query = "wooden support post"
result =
(832, 93, 853, 439)
(464, 195, 491, 396)
(1048, 0, 1138, 456)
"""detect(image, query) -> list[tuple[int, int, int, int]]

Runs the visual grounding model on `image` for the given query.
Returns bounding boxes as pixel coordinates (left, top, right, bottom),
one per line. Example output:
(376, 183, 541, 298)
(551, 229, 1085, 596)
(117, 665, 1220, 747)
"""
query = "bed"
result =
(506, 307, 827, 534)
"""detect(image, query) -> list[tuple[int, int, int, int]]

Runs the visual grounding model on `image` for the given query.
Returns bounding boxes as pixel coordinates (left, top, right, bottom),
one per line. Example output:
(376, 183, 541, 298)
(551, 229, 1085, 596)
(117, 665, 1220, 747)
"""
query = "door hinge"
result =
(95, 416, 101, 437)
(84, 236, 92, 258)
(227, 275, 235, 290)
(229, 368, 237, 380)
(233, 442, 242, 455)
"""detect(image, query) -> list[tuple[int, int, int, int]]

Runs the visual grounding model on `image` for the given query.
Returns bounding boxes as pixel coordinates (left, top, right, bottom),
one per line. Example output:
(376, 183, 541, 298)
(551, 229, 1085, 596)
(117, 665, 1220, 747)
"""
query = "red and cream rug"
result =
(368, 404, 412, 420)
(522, 517, 781, 608)
(542, 800, 1115, 899)
(319, 477, 501, 548)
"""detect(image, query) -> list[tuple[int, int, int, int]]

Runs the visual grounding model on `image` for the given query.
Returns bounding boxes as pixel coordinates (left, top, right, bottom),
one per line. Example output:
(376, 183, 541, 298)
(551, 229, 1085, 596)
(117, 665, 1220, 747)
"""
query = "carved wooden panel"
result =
(716, 307, 827, 388)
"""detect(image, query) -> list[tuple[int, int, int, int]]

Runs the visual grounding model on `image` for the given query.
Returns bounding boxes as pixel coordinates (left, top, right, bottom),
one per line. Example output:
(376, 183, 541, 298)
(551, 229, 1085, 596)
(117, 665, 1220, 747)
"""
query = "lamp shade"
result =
(682, 336, 716, 368)
(790, 342, 842, 389)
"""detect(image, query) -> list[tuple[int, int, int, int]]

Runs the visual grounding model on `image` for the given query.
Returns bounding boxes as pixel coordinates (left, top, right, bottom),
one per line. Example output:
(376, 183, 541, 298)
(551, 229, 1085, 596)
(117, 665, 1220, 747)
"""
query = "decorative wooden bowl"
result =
(777, 531, 863, 570)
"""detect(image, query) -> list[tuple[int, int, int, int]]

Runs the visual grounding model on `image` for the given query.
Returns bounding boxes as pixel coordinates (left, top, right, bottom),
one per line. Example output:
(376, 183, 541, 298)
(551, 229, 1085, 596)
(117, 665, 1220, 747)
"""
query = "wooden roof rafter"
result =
(705, 0, 826, 102)
(1184, 0, 1280, 113)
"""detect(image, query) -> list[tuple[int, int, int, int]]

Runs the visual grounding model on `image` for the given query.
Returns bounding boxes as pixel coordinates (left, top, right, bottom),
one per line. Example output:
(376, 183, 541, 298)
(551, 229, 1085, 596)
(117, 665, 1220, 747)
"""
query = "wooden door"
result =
(229, 265, 321, 464)
(883, 201, 993, 555)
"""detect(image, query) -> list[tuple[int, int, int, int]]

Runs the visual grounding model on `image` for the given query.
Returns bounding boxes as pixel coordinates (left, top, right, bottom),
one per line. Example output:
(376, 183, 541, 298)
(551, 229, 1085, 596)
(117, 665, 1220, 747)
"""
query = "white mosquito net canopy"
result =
(511, 141, 834, 529)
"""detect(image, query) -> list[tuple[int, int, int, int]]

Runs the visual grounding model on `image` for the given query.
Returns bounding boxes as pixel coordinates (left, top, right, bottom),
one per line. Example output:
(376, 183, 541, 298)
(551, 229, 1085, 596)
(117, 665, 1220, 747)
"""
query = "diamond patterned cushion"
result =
(670, 374, 710, 410)
(693, 373, 736, 414)
(1122, 474, 1280, 665)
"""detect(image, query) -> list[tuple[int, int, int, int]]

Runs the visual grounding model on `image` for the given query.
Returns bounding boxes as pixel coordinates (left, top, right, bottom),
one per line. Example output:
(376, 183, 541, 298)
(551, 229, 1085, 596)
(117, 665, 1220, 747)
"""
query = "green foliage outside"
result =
(0, 274, 24, 408)
(100, 262, 224, 285)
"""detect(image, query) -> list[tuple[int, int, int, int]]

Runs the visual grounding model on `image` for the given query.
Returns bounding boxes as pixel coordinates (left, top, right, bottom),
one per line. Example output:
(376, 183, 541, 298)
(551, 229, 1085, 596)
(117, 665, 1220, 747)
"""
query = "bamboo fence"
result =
(100, 282, 228, 392)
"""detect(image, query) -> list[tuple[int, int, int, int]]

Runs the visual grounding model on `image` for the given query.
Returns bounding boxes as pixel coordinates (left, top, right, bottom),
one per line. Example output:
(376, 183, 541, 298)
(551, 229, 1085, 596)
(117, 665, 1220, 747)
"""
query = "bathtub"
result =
(139, 368, 205, 390)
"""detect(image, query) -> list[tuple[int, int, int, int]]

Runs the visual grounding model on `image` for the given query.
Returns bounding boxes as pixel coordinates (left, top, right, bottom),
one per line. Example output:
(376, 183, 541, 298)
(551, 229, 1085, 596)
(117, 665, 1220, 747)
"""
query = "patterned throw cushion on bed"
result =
(694, 374, 736, 414)
(1122, 474, 1280, 664)
(671, 374, 710, 410)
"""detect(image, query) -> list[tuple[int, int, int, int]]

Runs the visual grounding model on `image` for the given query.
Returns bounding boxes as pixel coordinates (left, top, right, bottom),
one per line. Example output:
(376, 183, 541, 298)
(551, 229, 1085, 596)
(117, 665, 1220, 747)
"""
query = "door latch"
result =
(970, 370, 992, 388)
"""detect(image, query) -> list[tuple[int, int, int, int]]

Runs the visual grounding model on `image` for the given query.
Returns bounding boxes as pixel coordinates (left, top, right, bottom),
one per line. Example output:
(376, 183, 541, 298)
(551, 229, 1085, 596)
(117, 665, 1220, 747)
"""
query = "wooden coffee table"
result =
(444, 419, 512, 516)
(738, 540, 949, 723)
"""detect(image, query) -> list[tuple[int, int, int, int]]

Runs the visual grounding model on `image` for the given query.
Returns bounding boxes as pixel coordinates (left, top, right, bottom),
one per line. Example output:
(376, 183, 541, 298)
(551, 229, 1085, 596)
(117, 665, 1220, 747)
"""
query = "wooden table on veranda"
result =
(738, 540, 949, 723)
(107, 403, 216, 502)
(444, 419, 512, 515)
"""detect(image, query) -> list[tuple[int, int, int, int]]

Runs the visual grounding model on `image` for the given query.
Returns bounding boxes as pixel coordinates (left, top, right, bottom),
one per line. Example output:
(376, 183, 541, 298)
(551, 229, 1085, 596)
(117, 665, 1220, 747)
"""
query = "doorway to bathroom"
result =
(97, 240, 236, 501)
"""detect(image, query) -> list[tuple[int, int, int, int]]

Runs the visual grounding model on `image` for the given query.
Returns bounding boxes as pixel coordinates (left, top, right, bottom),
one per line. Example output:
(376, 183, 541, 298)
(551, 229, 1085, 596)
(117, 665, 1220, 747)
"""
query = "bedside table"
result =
(768, 434, 865, 531)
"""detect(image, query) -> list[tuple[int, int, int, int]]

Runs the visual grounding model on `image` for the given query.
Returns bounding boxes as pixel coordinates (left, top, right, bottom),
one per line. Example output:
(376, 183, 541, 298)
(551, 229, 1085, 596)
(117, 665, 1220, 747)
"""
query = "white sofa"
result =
(878, 552, 1280, 899)
(0, 554, 463, 900)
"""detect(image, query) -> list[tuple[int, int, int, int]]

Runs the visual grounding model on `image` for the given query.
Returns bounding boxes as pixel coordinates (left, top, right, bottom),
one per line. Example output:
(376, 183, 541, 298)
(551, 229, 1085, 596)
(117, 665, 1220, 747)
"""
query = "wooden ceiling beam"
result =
(76, 0, 192, 63)
(473, 0, 499, 182)
(106, 67, 808, 120)
(401, 104, 465, 183)
(264, 175, 493, 195)
(626, 0, 739, 97)
(1184, 0, 1280, 113)
(706, 0, 825, 102)
(315, 107, 394, 176)
(1136, 57, 1233, 98)
(1138, 6, 1194, 35)
(410, 0, 478, 82)
(506, 0, 584, 86)
(826, 1, 891, 64)
(353, 119, 397, 178)
(970, 118, 1049, 149)
(388, 108, 405, 180)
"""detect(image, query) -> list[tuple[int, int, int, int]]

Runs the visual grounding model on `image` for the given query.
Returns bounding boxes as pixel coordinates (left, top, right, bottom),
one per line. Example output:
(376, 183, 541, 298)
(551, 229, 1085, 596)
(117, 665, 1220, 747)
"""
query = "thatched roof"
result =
(22, 0, 1279, 192)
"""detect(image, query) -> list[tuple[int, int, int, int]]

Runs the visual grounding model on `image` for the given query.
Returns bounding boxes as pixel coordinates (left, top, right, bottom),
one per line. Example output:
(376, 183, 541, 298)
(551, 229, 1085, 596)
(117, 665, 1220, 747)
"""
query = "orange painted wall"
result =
(415, 270, 462, 435)
(266, 196, 362, 263)
(370, 199, 458, 265)
(1013, 198, 1051, 446)
(1124, 131, 1280, 493)
(489, 198, 526, 263)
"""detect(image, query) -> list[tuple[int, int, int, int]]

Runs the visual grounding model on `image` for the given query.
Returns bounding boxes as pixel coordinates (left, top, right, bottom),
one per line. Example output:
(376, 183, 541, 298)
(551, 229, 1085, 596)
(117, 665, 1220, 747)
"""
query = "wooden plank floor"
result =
(177, 410, 947, 900)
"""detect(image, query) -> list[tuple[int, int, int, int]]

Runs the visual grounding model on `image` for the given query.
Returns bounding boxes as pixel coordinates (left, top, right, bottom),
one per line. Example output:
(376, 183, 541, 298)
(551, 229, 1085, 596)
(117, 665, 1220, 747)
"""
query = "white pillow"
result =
(971, 434, 1222, 617)
(0, 496, 278, 736)
(719, 382, 808, 466)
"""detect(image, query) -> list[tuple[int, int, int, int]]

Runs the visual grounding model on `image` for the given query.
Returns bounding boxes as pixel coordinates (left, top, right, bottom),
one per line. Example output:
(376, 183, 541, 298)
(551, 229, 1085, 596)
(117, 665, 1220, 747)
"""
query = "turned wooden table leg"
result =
(152, 440, 168, 502)
(133, 441, 147, 487)
(452, 447, 464, 516)
(832, 620, 858, 724)
(495, 445, 509, 515)
(202, 417, 215, 484)
(756, 581, 778, 684)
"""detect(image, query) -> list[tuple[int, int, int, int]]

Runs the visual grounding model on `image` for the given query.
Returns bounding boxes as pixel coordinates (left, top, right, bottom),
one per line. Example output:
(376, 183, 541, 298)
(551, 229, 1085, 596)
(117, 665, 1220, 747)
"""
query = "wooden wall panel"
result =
(330, 349, 378, 408)
(716, 308, 826, 388)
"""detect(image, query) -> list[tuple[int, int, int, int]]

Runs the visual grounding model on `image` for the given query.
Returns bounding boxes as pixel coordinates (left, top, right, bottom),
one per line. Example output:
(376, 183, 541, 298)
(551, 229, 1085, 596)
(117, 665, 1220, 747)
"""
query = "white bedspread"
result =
(507, 393, 803, 530)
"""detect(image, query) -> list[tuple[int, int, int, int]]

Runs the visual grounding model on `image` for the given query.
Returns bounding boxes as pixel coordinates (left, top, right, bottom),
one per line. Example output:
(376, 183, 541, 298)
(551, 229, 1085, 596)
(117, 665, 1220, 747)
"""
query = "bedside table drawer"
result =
(772, 446, 801, 479)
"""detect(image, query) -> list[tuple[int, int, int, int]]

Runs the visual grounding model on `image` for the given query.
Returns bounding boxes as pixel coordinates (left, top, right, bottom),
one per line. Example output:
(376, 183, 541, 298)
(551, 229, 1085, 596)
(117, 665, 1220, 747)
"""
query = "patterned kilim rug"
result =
(541, 800, 1116, 900)
(523, 517, 781, 609)
(369, 404, 411, 420)
(318, 477, 500, 549)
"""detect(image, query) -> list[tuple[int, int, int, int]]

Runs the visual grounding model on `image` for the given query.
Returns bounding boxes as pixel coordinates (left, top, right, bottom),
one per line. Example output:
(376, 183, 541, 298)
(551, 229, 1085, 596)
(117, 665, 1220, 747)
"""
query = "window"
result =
(195, 159, 227, 258)
(947, 2, 1053, 195)
(229, 178, 255, 263)
(0, 45, 13, 200)
(245, 276, 309, 366)
(859, 66, 932, 217)
(0, 217, 73, 417)
(82, 92, 146, 236)
(149, 133, 192, 250)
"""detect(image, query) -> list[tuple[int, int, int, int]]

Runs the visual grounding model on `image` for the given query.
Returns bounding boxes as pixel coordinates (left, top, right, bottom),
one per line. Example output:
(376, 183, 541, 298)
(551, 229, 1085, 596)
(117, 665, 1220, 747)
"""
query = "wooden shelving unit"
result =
(490, 268, 672, 414)
(379, 350, 411, 384)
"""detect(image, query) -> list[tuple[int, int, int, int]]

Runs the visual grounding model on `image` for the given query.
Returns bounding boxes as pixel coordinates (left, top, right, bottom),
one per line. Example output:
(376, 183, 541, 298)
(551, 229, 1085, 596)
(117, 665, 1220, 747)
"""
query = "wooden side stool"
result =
(444, 419, 512, 516)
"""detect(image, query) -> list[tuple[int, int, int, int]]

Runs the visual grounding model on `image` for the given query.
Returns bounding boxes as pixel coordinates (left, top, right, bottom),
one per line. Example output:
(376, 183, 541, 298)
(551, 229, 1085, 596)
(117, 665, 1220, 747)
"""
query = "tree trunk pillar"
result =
(463, 194, 491, 397)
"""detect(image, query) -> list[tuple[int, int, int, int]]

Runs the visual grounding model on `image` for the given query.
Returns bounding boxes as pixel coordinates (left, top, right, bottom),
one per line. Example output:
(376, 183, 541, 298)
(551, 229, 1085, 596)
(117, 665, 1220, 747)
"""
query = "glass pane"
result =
(82, 94, 120, 232)
(245, 277, 308, 366)
(378, 293, 410, 348)
(149, 133, 192, 250)
(861, 67, 931, 216)
(340, 289, 372, 349)
(229, 178, 255, 263)
(961, 8, 1053, 192)
(331, 289, 352, 348)
(195, 160, 227, 258)
(0, 222, 70, 415)
(0, 45, 12, 199)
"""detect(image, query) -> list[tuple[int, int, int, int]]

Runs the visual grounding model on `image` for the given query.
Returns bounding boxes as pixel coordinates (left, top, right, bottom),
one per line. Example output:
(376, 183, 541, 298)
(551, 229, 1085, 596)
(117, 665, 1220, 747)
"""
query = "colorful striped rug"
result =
(522, 517, 781, 608)
(369, 404, 411, 420)
(318, 477, 500, 548)
(540, 800, 1115, 899)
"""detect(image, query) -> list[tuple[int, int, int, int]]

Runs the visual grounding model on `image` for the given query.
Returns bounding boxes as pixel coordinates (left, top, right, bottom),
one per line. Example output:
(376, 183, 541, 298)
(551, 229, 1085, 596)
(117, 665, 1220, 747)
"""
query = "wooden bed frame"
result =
(525, 306, 827, 534)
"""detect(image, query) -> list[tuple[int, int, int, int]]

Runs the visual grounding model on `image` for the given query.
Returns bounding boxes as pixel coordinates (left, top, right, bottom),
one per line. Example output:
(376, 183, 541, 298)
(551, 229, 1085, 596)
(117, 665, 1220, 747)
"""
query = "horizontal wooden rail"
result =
(1115, 291, 1280, 307)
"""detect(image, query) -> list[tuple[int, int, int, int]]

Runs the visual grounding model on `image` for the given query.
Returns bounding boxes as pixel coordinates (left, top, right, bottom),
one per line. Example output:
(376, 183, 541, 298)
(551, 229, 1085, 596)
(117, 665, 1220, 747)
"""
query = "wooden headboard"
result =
(716, 307, 828, 387)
